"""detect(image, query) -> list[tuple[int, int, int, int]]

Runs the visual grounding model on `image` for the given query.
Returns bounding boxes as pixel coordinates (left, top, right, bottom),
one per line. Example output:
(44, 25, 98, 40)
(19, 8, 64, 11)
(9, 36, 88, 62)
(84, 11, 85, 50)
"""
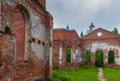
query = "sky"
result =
(46, 0, 120, 35)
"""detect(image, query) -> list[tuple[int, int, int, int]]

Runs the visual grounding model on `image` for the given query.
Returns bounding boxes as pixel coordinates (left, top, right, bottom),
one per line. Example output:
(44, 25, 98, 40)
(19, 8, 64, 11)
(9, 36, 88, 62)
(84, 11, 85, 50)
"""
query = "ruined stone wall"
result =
(81, 28, 120, 66)
(53, 29, 81, 69)
(0, 0, 1, 30)
(0, 0, 53, 80)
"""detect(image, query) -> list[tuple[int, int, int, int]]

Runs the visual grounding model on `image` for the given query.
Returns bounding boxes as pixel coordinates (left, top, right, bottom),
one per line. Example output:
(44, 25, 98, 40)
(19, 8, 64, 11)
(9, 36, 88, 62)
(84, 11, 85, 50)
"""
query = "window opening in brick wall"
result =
(108, 50, 114, 64)
(66, 47, 71, 63)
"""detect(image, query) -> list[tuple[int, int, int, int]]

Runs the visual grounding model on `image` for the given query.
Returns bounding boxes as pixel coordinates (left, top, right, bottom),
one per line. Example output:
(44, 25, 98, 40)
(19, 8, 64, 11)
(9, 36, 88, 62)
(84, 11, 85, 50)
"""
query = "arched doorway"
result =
(108, 50, 114, 64)
(13, 5, 30, 61)
(85, 50, 91, 64)
(95, 50, 104, 67)
(66, 47, 71, 63)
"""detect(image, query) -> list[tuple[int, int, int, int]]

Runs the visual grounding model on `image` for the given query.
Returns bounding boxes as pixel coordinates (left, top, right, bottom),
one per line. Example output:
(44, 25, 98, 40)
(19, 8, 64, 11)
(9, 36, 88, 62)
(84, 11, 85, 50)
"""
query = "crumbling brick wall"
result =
(81, 28, 120, 66)
(53, 29, 82, 69)
(0, 0, 53, 80)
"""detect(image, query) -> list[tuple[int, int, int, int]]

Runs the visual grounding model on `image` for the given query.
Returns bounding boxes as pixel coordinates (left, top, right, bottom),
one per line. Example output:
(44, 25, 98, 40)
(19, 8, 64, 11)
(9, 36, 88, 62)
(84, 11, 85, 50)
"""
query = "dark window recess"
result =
(0, 62, 2, 67)
(5, 26, 12, 35)
(32, 38, 35, 42)
(42, 42, 45, 46)
(49, 41, 52, 47)
(38, 40, 41, 44)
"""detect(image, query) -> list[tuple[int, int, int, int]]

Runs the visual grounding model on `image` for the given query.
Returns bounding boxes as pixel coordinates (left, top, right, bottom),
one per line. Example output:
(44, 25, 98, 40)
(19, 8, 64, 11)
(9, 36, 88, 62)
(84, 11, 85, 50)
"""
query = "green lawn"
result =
(104, 67, 120, 81)
(52, 66, 99, 81)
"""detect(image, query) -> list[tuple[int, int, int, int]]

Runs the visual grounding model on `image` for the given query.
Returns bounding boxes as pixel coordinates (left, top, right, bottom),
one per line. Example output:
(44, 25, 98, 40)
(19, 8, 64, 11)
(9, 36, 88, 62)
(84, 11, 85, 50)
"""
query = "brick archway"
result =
(13, 5, 30, 61)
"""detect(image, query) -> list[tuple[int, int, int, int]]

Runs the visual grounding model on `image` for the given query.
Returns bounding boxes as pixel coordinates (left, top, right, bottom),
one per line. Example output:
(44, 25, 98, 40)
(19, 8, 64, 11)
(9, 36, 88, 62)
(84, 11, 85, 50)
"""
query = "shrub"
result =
(66, 47, 71, 63)
(95, 50, 104, 67)
(108, 51, 114, 64)
(53, 64, 59, 70)
(52, 72, 70, 81)
(85, 51, 91, 64)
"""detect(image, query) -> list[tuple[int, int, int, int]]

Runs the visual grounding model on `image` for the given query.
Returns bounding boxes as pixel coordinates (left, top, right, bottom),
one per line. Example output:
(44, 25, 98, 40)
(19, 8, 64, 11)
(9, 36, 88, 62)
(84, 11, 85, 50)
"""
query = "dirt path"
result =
(98, 68, 106, 81)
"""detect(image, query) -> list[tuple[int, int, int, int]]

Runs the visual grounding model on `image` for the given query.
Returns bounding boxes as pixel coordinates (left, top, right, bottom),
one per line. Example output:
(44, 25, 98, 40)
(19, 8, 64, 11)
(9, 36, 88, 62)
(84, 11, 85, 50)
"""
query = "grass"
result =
(104, 67, 120, 81)
(52, 65, 99, 81)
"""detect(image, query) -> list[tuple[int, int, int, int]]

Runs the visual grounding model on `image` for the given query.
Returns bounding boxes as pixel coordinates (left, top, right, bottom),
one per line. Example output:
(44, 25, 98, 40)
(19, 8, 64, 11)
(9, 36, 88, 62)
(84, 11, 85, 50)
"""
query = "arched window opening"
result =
(95, 50, 104, 67)
(108, 50, 114, 64)
(85, 50, 91, 64)
(66, 47, 71, 63)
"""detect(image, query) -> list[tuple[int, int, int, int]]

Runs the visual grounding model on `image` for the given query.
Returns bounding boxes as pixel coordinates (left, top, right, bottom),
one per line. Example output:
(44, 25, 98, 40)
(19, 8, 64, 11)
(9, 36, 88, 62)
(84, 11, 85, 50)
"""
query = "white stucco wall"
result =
(50, 29, 53, 67)
(30, 11, 46, 41)
(29, 10, 46, 60)
(59, 47, 62, 65)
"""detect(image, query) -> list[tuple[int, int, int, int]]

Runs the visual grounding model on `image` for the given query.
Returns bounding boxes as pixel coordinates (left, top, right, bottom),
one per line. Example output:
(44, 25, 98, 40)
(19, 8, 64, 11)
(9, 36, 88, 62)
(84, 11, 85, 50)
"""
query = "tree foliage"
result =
(108, 51, 114, 64)
(95, 50, 104, 67)
(66, 25, 69, 30)
(66, 47, 71, 63)
(80, 31, 84, 38)
(112, 27, 119, 34)
(87, 22, 95, 34)
(86, 51, 91, 64)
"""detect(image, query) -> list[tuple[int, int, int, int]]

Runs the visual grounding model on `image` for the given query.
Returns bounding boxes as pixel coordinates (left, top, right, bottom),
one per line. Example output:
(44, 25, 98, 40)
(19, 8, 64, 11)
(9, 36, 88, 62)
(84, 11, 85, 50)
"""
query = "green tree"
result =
(112, 27, 119, 34)
(66, 25, 69, 30)
(80, 31, 84, 37)
(87, 22, 95, 34)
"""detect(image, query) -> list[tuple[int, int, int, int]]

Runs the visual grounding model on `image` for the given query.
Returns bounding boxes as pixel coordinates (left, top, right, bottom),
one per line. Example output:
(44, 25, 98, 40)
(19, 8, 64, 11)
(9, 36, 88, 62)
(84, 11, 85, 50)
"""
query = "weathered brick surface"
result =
(39, 0, 46, 9)
(53, 28, 120, 68)
(81, 28, 120, 66)
(13, 7, 25, 61)
(53, 29, 81, 69)
(0, 53, 44, 81)
(0, 0, 53, 80)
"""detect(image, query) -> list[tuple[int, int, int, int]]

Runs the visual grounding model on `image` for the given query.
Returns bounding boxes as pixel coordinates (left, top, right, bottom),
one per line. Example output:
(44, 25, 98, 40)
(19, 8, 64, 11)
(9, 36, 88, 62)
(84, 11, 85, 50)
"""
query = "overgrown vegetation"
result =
(66, 47, 71, 63)
(53, 64, 59, 70)
(108, 51, 114, 64)
(85, 51, 91, 64)
(52, 66, 99, 81)
(112, 27, 119, 34)
(95, 50, 104, 67)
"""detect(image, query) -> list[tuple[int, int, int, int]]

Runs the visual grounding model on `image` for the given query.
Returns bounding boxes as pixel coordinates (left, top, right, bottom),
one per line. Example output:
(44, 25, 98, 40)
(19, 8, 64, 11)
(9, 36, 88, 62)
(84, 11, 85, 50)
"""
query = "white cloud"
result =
(54, 23, 59, 28)
(47, 0, 120, 33)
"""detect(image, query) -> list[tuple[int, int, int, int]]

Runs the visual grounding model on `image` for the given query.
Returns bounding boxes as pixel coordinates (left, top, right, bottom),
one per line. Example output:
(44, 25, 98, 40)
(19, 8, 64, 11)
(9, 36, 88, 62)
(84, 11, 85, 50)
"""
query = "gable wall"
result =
(82, 29, 120, 66)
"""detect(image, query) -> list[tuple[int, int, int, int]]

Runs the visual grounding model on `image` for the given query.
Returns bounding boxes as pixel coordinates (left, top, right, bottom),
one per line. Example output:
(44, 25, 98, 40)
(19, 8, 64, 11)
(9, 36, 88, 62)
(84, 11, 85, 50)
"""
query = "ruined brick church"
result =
(0, 0, 53, 80)
(53, 28, 81, 69)
(53, 28, 120, 69)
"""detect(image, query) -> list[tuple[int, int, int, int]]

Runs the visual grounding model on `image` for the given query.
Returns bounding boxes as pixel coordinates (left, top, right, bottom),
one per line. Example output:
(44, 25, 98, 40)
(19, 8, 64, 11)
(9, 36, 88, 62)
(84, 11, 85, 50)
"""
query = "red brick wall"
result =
(82, 28, 120, 48)
(53, 29, 81, 69)
(81, 28, 120, 66)
(13, 8, 25, 61)
(39, 0, 46, 8)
